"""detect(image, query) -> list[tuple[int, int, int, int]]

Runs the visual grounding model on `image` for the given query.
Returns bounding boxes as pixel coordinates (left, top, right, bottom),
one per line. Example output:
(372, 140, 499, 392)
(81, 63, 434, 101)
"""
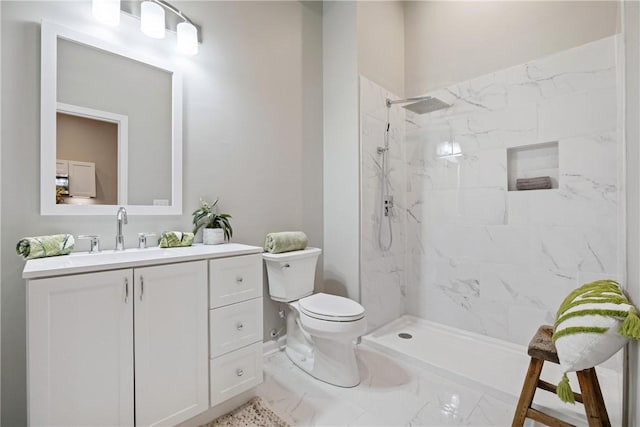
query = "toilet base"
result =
(285, 308, 362, 388)
(285, 338, 361, 388)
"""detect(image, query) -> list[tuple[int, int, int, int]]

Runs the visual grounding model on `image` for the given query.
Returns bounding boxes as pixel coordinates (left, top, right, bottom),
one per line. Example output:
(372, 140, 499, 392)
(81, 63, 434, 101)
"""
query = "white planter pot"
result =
(203, 228, 225, 245)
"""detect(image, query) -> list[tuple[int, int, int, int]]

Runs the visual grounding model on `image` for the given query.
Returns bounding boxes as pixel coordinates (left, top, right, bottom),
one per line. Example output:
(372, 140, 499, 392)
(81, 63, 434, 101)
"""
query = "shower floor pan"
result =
(362, 315, 622, 426)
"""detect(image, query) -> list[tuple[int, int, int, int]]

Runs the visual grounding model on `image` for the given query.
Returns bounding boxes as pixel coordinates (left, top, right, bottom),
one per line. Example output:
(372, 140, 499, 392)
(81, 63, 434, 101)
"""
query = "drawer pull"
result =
(236, 369, 244, 377)
(236, 322, 244, 331)
(236, 277, 244, 284)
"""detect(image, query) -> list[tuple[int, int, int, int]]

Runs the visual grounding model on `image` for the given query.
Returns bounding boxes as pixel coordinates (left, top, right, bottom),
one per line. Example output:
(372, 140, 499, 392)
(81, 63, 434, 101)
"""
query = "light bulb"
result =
(177, 22, 198, 55)
(92, 0, 120, 26)
(141, 1, 165, 39)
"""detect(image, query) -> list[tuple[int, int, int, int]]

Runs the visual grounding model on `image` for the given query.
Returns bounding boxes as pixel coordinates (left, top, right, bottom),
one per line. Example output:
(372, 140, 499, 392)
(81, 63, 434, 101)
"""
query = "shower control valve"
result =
(384, 195, 394, 217)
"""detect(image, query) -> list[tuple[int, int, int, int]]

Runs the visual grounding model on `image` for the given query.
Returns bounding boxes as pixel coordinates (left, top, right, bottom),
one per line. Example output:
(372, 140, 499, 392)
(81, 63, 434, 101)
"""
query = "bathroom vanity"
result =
(23, 243, 264, 426)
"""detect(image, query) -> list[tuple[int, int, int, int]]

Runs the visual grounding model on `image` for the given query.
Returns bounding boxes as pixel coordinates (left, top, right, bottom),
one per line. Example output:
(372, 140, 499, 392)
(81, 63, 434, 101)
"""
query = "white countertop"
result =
(23, 243, 263, 279)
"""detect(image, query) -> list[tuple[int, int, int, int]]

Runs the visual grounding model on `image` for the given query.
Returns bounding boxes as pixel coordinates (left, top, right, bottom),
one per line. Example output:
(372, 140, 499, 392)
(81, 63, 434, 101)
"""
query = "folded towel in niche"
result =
(516, 176, 552, 191)
(264, 231, 308, 254)
(159, 231, 194, 248)
(16, 234, 75, 260)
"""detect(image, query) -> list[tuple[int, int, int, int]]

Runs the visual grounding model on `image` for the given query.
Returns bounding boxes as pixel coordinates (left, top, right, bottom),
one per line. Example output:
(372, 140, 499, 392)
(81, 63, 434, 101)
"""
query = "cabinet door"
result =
(28, 270, 134, 427)
(68, 160, 96, 197)
(134, 261, 208, 427)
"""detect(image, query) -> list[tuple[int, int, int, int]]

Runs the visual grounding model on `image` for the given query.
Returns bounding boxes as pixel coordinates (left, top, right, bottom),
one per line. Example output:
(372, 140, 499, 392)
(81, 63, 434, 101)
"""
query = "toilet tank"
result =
(262, 247, 322, 302)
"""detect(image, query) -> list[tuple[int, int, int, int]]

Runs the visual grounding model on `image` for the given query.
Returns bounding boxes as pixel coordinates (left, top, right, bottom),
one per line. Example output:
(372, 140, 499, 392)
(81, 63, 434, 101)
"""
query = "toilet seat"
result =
(298, 293, 365, 322)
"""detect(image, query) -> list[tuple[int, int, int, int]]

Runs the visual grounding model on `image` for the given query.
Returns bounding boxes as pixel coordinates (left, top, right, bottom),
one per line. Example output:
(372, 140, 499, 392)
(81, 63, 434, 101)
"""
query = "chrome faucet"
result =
(115, 207, 128, 250)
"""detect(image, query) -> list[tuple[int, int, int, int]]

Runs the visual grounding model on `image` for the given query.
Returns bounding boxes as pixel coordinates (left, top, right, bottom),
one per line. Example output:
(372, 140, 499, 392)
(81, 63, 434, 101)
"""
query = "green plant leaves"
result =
(192, 198, 233, 240)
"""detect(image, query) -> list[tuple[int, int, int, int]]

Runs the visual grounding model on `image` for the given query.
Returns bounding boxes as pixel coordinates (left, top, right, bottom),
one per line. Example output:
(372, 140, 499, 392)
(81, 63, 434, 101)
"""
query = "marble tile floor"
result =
(255, 344, 543, 426)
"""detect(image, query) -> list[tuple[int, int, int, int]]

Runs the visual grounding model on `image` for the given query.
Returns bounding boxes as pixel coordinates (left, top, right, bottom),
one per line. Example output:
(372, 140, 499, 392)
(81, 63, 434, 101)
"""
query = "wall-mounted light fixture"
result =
(92, 0, 199, 55)
(140, 1, 165, 39)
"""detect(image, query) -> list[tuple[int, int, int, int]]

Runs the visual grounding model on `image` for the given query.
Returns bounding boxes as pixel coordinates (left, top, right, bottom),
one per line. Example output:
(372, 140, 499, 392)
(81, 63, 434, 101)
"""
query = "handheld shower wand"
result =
(377, 108, 393, 252)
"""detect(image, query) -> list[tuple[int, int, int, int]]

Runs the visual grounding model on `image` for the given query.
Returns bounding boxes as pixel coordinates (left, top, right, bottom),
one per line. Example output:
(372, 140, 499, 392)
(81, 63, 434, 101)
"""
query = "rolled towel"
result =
(264, 231, 308, 254)
(159, 231, 194, 248)
(16, 234, 75, 260)
(516, 176, 552, 191)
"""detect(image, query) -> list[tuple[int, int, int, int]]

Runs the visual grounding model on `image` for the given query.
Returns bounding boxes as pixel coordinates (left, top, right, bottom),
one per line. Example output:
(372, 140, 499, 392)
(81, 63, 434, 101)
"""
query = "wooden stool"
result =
(511, 325, 611, 427)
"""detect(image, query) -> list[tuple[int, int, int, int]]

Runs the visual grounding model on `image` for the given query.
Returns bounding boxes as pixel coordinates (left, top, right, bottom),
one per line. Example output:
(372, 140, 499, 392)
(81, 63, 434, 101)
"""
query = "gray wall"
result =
(624, 1, 640, 424)
(404, 1, 620, 95)
(357, 1, 405, 97)
(0, 1, 323, 425)
(322, 2, 360, 302)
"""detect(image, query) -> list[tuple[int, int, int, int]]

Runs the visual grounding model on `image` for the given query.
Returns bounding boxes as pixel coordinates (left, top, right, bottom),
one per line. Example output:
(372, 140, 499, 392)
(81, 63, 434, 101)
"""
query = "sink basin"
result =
(22, 243, 263, 279)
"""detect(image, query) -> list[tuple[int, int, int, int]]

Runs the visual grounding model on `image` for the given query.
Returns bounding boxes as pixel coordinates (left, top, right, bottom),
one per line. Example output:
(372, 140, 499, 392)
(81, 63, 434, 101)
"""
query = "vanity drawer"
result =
(210, 342, 263, 407)
(210, 297, 263, 357)
(209, 254, 262, 308)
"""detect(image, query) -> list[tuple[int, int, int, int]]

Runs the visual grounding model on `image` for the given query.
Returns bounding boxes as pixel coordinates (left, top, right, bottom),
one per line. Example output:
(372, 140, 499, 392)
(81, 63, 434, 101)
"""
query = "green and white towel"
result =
(159, 231, 194, 248)
(264, 231, 308, 254)
(16, 234, 75, 260)
(553, 280, 640, 403)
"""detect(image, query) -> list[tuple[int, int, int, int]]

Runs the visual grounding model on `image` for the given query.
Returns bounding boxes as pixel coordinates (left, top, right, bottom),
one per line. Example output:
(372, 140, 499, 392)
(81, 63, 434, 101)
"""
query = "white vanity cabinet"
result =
(25, 244, 263, 427)
(28, 261, 207, 427)
(28, 269, 135, 427)
(133, 262, 208, 426)
(209, 254, 264, 406)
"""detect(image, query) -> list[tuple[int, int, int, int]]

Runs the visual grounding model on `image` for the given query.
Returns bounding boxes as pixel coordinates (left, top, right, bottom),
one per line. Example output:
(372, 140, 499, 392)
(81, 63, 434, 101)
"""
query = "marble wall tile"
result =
(360, 35, 622, 353)
(402, 35, 621, 345)
(506, 191, 531, 225)
(538, 87, 617, 142)
(360, 77, 407, 333)
(420, 187, 507, 226)
(480, 226, 532, 266)
(360, 77, 392, 122)
(523, 188, 617, 228)
(505, 36, 617, 106)
(416, 148, 507, 190)
(507, 305, 554, 346)
(462, 103, 539, 149)
(532, 225, 618, 274)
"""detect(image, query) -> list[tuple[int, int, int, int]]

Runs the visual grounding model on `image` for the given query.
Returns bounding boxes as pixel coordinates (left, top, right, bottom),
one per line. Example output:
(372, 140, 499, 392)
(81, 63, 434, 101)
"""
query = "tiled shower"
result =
(360, 35, 623, 347)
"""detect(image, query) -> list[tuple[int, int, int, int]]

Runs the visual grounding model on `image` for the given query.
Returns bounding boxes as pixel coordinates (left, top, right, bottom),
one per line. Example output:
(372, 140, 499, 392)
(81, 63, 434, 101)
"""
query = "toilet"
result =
(263, 247, 366, 387)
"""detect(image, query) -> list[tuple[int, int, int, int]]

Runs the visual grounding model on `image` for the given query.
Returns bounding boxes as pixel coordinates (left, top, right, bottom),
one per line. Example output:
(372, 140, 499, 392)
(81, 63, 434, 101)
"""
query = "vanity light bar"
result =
(141, 1, 165, 39)
(92, 0, 199, 55)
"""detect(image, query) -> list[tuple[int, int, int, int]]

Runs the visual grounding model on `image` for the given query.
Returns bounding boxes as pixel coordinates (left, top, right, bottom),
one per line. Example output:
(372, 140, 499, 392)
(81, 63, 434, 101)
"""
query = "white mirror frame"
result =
(41, 20, 183, 215)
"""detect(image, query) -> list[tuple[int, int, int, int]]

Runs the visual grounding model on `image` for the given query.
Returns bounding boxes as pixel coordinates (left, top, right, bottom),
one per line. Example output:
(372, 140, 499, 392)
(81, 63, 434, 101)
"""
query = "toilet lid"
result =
(298, 293, 365, 322)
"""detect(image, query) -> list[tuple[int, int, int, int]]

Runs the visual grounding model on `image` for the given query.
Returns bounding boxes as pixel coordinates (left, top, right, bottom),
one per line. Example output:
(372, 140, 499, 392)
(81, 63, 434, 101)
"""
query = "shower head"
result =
(386, 95, 451, 115)
(402, 97, 451, 115)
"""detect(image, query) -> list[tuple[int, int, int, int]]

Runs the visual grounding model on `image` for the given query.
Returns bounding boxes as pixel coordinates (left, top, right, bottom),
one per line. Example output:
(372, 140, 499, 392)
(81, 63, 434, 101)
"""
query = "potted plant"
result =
(192, 198, 233, 245)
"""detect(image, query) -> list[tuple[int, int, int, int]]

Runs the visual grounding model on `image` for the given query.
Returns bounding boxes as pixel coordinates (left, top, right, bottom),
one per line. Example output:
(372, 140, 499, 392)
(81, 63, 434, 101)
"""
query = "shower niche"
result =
(507, 142, 559, 191)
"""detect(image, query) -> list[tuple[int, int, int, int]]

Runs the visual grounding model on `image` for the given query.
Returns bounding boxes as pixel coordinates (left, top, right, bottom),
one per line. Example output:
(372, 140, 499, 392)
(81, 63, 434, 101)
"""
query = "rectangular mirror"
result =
(41, 21, 182, 215)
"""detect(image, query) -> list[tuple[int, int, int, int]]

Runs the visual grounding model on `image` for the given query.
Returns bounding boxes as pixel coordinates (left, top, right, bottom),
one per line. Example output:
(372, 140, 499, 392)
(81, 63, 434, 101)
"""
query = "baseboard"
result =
(263, 335, 286, 356)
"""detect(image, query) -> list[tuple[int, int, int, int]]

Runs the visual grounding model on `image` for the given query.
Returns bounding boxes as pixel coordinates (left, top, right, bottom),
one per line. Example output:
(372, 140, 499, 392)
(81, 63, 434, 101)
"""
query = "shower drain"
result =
(398, 332, 413, 339)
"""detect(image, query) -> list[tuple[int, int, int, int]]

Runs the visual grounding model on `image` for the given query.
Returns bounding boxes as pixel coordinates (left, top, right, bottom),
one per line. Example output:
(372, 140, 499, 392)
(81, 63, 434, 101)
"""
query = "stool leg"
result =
(576, 368, 610, 427)
(512, 357, 544, 427)
(588, 368, 611, 427)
